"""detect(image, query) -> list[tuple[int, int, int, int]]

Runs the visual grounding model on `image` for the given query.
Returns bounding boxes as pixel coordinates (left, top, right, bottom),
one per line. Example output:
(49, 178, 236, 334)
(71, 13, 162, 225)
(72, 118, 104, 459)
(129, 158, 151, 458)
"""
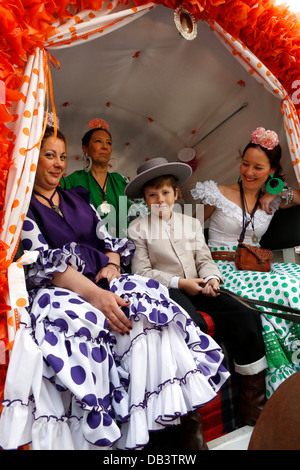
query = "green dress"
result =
(61, 170, 147, 238)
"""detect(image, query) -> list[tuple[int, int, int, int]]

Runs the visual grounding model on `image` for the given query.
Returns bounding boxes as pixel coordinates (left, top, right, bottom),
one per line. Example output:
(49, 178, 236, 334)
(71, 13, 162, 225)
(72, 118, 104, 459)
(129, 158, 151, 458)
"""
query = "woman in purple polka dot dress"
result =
(0, 127, 229, 450)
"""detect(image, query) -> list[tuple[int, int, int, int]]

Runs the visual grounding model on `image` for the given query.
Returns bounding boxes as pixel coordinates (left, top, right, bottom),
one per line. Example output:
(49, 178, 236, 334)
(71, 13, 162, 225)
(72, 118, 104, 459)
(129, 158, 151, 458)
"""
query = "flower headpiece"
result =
(88, 118, 109, 131)
(251, 127, 279, 150)
(45, 111, 60, 129)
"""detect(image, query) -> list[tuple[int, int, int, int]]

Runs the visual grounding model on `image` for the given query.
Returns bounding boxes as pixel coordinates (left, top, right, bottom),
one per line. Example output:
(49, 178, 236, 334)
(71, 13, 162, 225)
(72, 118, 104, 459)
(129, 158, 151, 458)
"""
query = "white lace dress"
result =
(192, 181, 300, 397)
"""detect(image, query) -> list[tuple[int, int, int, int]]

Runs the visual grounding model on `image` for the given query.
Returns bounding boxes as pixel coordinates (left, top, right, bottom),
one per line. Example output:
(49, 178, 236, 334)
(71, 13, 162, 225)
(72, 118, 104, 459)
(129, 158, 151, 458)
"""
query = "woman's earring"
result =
(84, 154, 92, 173)
(266, 174, 284, 195)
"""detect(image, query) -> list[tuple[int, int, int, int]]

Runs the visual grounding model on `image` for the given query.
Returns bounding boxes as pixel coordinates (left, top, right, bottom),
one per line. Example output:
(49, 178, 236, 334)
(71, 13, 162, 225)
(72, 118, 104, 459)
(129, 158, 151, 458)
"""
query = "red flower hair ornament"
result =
(88, 118, 109, 131)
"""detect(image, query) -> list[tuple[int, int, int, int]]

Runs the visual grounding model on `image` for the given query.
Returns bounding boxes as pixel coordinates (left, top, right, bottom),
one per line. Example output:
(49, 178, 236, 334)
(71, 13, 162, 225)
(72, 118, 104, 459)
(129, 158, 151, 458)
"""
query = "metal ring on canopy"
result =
(174, 6, 197, 41)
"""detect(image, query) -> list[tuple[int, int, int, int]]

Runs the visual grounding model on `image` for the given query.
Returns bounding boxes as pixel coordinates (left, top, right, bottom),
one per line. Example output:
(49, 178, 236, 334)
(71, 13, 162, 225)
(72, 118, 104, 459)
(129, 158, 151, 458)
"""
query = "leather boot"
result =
(180, 411, 209, 450)
(145, 426, 180, 452)
(239, 371, 267, 426)
(144, 411, 208, 451)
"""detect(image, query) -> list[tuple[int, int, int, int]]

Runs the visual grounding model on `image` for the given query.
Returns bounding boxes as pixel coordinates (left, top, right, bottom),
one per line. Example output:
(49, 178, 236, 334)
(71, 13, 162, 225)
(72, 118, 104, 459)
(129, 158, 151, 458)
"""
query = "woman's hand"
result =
(52, 266, 131, 335)
(96, 251, 122, 283)
(92, 289, 132, 335)
(259, 192, 277, 214)
(95, 264, 121, 283)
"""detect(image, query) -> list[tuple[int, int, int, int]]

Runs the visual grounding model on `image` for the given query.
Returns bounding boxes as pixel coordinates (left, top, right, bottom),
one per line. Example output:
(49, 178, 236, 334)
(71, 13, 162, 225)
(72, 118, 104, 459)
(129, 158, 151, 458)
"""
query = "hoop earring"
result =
(84, 154, 92, 173)
(266, 174, 284, 195)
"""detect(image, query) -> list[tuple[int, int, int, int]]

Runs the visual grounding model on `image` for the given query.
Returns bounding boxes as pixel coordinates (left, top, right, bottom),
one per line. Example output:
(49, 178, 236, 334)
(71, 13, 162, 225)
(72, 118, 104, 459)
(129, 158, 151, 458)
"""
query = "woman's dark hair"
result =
(81, 127, 112, 147)
(41, 126, 67, 148)
(241, 142, 284, 179)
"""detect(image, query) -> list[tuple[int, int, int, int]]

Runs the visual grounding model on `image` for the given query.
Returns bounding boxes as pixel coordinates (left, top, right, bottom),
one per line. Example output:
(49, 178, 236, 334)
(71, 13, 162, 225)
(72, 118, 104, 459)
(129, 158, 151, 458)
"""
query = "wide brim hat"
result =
(124, 157, 192, 198)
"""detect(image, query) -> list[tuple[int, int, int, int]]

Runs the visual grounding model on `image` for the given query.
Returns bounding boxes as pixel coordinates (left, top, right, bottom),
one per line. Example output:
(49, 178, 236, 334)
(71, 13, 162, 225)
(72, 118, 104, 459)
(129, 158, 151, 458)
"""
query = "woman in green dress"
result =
(62, 119, 146, 237)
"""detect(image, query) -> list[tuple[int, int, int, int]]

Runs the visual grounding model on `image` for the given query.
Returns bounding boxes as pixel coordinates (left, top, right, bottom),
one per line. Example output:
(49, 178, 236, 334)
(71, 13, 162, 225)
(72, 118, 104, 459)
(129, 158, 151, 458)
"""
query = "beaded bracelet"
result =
(106, 262, 121, 272)
(281, 187, 294, 205)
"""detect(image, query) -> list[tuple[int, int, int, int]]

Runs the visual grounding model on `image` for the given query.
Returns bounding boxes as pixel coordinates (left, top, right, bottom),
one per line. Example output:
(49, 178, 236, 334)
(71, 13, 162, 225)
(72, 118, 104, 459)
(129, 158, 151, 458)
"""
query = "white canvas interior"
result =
(50, 4, 297, 208)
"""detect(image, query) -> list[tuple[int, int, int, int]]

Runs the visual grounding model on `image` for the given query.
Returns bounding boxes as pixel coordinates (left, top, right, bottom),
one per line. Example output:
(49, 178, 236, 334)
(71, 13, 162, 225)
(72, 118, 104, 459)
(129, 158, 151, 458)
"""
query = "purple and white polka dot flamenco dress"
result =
(0, 187, 229, 450)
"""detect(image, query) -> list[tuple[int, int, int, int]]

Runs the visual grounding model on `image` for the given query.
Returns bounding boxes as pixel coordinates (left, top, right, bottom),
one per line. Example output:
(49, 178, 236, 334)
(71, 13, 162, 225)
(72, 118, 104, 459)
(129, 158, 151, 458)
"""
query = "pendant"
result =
(100, 201, 111, 215)
(252, 233, 258, 243)
(52, 204, 63, 217)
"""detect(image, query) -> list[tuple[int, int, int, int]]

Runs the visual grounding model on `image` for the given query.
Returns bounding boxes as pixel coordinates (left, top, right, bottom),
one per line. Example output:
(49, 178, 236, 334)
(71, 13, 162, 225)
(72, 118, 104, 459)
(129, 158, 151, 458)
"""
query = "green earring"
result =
(266, 174, 284, 195)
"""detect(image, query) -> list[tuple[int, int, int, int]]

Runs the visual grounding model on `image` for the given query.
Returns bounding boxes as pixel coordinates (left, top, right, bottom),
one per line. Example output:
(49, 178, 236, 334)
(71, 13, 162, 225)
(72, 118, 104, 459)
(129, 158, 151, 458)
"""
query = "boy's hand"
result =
(178, 278, 207, 296)
(201, 278, 220, 297)
(178, 278, 220, 297)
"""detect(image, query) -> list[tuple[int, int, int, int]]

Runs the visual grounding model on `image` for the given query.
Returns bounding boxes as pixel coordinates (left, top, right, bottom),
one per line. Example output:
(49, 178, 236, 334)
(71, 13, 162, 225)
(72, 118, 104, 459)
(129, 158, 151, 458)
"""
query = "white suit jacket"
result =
(128, 211, 223, 288)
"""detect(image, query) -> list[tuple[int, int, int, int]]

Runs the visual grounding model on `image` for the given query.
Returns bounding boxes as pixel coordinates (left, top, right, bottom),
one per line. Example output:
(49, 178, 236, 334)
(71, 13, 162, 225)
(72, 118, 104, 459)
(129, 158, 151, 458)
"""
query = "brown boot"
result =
(180, 411, 209, 450)
(239, 371, 267, 426)
(144, 426, 180, 452)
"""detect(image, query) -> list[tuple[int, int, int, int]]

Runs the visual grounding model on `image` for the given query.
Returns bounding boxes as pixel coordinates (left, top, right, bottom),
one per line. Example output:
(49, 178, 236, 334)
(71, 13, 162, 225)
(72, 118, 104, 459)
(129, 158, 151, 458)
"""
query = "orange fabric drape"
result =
(1, 2, 156, 347)
(205, 16, 300, 183)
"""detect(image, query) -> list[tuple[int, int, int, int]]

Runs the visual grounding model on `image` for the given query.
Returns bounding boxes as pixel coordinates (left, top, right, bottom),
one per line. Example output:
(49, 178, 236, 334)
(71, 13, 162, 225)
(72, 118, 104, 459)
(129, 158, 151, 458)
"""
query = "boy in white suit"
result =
(125, 158, 268, 427)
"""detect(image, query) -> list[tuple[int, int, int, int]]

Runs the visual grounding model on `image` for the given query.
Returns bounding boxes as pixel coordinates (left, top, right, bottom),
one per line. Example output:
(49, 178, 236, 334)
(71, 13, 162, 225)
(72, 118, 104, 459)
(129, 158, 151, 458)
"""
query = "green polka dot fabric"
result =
(211, 245, 300, 398)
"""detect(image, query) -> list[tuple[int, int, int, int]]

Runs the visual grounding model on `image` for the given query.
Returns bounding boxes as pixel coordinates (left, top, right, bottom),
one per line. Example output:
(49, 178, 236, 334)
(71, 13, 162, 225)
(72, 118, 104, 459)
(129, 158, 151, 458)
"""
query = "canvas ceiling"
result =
(50, 4, 297, 208)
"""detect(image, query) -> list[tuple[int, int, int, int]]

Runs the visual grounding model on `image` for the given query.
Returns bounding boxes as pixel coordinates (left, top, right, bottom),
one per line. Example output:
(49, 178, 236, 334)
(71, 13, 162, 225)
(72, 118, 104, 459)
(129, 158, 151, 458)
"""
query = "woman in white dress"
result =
(191, 127, 300, 398)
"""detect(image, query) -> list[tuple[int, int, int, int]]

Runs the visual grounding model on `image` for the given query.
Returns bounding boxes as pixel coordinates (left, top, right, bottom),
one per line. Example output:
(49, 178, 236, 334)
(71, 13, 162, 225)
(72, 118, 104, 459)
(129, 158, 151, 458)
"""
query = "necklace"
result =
(239, 181, 261, 243)
(94, 172, 111, 215)
(33, 187, 64, 217)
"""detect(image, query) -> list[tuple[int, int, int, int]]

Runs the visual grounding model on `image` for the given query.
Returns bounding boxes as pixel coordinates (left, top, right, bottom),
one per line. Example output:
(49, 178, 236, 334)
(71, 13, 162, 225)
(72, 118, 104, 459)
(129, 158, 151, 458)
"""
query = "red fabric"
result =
(200, 311, 216, 337)
(197, 311, 225, 442)
(201, 392, 225, 442)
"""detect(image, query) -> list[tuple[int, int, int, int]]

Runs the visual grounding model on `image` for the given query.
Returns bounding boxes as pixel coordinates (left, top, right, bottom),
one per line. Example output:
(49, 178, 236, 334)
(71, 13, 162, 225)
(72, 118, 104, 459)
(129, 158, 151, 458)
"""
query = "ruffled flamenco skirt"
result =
(0, 274, 229, 450)
(210, 246, 300, 398)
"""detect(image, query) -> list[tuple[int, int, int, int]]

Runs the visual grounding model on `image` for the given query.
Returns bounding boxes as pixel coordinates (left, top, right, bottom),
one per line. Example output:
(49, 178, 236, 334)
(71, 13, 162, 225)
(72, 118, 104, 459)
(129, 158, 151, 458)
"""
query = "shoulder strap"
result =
(217, 287, 300, 324)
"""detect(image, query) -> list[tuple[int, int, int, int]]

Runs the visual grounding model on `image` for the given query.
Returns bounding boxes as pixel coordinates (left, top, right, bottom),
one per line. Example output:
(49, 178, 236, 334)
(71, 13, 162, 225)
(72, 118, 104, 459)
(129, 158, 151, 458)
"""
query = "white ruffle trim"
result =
(113, 315, 229, 449)
(191, 180, 277, 227)
(0, 366, 221, 450)
(0, 400, 34, 449)
(115, 372, 216, 450)
(115, 371, 218, 449)
(0, 284, 229, 450)
(0, 402, 115, 450)
(26, 242, 85, 288)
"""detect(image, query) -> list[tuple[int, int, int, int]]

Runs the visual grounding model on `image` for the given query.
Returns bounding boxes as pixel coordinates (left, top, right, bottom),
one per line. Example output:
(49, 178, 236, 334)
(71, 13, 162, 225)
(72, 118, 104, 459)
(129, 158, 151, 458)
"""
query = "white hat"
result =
(124, 157, 192, 198)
